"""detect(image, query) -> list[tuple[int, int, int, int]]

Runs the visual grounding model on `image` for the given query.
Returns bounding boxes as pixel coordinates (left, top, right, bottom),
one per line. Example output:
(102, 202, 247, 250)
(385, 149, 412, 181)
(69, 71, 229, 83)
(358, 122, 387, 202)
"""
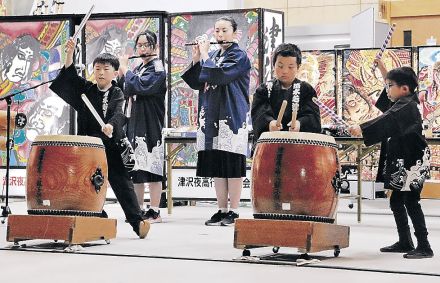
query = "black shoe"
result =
(205, 210, 227, 226)
(220, 211, 239, 226)
(143, 208, 162, 224)
(404, 246, 434, 259)
(380, 241, 414, 253)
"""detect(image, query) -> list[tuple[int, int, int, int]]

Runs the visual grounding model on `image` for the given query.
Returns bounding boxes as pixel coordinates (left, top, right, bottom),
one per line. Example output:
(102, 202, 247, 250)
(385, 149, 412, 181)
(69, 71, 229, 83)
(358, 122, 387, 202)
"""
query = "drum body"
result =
(0, 110, 16, 135)
(252, 132, 340, 223)
(26, 135, 108, 216)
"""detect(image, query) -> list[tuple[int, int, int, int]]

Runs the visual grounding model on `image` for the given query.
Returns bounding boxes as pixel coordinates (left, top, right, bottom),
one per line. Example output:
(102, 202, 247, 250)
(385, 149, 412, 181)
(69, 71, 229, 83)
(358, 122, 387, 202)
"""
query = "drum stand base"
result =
(6, 215, 117, 245)
(234, 219, 349, 257)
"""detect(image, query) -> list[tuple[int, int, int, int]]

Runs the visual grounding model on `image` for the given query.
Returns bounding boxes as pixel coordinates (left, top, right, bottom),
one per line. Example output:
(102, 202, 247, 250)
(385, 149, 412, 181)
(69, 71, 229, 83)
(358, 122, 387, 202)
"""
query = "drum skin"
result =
(26, 135, 108, 214)
(252, 131, 340, 221)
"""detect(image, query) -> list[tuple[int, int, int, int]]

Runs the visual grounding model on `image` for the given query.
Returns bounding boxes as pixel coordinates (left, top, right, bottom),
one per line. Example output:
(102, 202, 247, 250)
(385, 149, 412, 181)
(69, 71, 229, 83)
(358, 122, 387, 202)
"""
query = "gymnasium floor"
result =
(0, 198, 439, 283)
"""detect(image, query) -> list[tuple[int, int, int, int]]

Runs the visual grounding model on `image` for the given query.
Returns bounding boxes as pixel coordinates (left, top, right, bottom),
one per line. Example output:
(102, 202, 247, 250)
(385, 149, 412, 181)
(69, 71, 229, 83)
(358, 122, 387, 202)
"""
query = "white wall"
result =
(285, 23, 350, 51)
(61, 0, 243, 14)
(8, 0, 243, 15)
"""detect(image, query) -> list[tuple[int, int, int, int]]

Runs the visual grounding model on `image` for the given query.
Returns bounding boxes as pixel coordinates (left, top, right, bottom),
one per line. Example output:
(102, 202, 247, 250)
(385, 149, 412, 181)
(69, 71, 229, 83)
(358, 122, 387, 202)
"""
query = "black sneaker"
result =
(380, 241, 414, 253)
(143, 208, 162, 224)
(220, 211, 239, 226)
(205, 210, 227, 226)
(403, 246, 434, 259)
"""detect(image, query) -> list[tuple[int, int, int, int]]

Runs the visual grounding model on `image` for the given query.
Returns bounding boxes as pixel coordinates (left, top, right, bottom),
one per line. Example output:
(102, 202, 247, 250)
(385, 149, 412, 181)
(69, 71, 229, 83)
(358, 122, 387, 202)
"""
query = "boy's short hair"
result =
(92, 53, 120, 71)
(272, 43, 302, 66)
(386, 66, 418, 93)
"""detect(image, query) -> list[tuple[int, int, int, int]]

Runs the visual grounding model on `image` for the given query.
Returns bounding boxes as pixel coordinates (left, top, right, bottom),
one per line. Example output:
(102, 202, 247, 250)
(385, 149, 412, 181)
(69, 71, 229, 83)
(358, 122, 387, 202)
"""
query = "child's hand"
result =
(64, 38, 75, 68)
(118, 54, 129, 77)
(197, 34, 210, 61)
(348, 125, 362, 137)
(102, 123, 113, 138)
(192, 44, 201, 64)
(289, 120, 301, 132)
(374, 58, 387, 80)
(269, 120, 282, 131)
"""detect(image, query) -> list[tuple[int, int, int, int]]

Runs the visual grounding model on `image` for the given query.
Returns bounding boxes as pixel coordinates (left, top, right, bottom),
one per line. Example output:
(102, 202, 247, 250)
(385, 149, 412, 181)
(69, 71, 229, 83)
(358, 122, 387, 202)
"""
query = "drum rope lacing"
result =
(28, 209, 104, 217)
(257, 138, 338, 149)
(253, 213, 335, 224)
(31, 141, 105, 149)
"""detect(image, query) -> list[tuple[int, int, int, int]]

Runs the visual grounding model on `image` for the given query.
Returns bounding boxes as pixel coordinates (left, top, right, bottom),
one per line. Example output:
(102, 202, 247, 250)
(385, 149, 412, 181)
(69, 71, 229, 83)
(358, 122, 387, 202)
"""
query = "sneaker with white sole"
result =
(144, 209, 162, 224)
(220, 211, 239, 226)
(205, 210, 227, 226)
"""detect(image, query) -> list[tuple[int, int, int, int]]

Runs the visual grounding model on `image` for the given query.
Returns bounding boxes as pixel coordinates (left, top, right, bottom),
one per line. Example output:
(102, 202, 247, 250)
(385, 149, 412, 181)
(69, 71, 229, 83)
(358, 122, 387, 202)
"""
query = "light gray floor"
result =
(1, 198, 439, 282)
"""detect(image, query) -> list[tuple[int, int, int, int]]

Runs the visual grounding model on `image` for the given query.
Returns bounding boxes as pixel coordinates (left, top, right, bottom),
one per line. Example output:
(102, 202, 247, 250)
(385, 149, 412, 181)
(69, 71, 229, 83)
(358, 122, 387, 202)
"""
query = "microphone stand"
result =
(1, 94, 13, 223)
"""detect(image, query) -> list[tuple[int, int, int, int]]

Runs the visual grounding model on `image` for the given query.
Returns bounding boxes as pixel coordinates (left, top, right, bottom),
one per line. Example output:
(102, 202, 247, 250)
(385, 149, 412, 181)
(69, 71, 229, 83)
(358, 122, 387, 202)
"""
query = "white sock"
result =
(219, 208, 228, 213)
(150, 206, 159, 212)
(230, 208, 238, 214)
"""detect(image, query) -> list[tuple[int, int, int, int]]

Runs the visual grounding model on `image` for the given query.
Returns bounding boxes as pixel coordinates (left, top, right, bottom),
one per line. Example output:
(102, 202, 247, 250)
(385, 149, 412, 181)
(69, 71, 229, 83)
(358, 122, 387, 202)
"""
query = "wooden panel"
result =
(234, 219, 350, 253)
(7, 215, 117, 244)
(390, 0, 440, 17)
(71, 216, 117, 244)
(391, 16, 440, 46)
(421, 180, 440, 199)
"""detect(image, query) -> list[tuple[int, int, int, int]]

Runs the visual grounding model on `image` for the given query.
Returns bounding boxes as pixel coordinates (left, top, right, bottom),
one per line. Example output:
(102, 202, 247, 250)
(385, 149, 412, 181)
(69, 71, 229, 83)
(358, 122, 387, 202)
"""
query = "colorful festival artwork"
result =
(0, 19, 71, 166)
(418, 46, 440, 178)
(299, 50, 336, 126)
(341, 48, 412, 125)
(418, 46, 440, 131)
(85, 16, 161, 81)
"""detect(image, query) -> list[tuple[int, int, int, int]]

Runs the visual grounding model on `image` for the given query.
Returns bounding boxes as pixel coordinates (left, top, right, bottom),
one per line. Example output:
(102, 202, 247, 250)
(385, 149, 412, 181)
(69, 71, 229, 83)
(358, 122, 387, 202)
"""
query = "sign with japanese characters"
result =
(0, 168, 26, 197)
(262, 10, 283, 82)
(171, 167, 252, 200)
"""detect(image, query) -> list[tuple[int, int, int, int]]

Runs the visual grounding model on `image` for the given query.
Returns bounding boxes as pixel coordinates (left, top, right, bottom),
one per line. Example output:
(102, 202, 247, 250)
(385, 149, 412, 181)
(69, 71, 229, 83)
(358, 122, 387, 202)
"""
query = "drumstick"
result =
(371, 23, 396, 73)
(312, 97, 349, 127)
(290, 108, 298, 130)
(81, 94, 112, 138)
(72, 5, 95, 41)
(276, 100, 288, 128)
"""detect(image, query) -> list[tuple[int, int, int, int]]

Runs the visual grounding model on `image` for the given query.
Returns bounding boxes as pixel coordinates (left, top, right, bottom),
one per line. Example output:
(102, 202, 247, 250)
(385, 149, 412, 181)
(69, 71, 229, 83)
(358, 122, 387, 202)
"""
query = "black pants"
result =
(106, 147, 143, 226)
(390, 190, 428, 243)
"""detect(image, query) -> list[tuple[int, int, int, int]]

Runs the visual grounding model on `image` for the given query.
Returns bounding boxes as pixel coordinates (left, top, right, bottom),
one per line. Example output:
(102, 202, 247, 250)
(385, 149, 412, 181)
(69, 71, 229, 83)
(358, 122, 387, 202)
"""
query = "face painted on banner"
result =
(1, 35, 40, 85)
(5, 47, 34, 83)
(343, 88, 371, 122)
(103, 38, 123, 56)
(26, 96, 68, 141)
(274, 55, 299, 88)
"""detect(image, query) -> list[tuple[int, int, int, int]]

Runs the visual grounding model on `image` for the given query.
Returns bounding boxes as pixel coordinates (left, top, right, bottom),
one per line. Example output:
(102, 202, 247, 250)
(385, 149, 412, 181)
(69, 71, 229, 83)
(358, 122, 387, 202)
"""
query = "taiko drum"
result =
(26, 135, 108, 216)
(252, 131, 340, 223)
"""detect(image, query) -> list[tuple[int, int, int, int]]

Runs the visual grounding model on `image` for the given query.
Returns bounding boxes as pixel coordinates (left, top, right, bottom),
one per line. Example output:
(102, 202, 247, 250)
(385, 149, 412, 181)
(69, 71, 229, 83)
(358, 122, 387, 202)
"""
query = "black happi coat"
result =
(251, 78, 321, 141)
(360, 89, 430, 192)
(49, 64, 126, 150)
(119, 58, 166, 176)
